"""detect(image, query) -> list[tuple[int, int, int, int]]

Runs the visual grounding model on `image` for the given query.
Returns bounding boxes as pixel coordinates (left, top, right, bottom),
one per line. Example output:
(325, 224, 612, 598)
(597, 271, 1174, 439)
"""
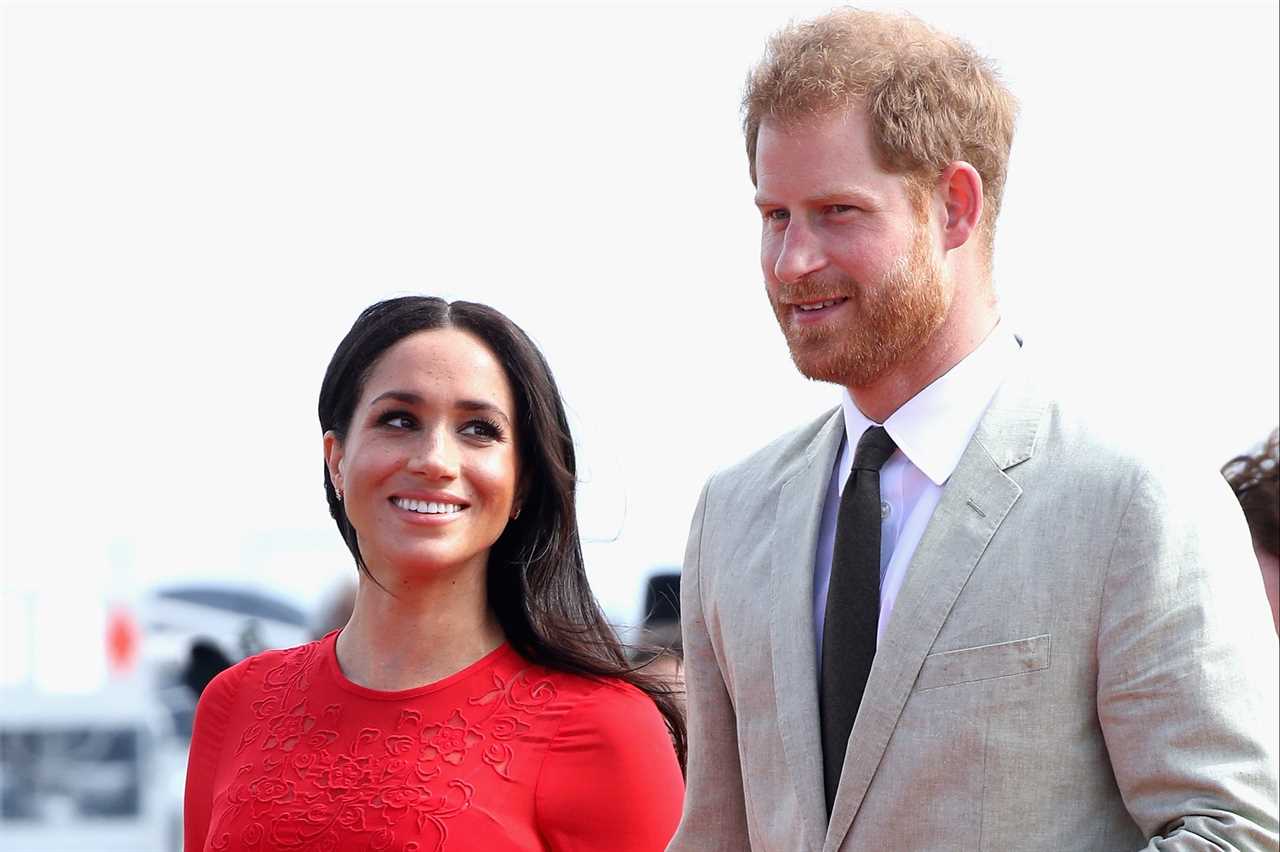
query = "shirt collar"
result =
(841, 321, 1021, 486)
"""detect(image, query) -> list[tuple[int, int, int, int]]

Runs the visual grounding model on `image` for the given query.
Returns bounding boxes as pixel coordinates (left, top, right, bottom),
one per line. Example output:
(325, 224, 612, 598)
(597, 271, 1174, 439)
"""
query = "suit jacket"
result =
(669, 354, 1279, 851)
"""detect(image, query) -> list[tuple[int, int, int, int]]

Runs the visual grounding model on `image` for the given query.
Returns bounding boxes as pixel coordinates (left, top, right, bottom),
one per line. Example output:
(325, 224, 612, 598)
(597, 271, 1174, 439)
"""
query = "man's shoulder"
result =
(989, 359, 1225, 501)
(708, 406, 842, 495)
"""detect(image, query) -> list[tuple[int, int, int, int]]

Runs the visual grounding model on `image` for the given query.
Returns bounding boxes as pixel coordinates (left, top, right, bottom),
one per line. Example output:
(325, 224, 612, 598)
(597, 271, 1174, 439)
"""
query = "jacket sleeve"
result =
(1096, 465, 1279, 850)
(667, 478, 752, 851)
(534, 682, 684, 852)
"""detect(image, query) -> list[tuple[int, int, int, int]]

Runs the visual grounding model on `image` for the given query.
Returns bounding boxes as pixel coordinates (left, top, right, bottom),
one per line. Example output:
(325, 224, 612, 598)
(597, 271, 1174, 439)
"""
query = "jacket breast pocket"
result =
(915, 634, 1051, 691)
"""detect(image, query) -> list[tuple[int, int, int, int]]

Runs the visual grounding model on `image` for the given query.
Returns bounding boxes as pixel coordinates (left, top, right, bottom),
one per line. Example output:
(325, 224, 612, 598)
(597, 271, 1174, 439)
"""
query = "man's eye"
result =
(827, 204, 856, 215)
(764, 209, 790, 222)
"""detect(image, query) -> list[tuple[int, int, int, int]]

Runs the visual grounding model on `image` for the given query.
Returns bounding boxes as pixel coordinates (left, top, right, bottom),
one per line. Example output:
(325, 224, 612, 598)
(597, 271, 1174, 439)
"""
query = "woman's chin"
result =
(363, 546, 490, 585)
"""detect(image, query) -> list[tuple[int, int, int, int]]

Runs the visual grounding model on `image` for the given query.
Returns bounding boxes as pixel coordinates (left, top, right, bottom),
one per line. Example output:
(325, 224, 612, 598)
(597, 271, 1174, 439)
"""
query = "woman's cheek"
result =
(472, 451, 519, 507)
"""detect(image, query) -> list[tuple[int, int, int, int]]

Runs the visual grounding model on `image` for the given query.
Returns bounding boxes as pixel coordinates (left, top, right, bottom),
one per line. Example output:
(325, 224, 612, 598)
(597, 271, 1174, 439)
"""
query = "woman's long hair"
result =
(318, 296, 685, 769)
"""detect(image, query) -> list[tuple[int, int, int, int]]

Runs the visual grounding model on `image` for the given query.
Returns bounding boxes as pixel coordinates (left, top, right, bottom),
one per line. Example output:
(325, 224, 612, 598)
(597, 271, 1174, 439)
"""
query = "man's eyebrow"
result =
(759, 188, 880, 206)
(814, 187, 881, 205)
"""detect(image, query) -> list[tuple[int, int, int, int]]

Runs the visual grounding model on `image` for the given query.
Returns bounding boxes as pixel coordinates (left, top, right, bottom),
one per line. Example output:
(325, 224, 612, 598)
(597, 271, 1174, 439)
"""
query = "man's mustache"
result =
(772, 274, 856, 305)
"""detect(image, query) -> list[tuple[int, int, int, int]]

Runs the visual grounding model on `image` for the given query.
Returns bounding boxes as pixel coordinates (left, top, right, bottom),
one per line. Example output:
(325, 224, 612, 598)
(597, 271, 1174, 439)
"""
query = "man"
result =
(669, 9, 1279, 851)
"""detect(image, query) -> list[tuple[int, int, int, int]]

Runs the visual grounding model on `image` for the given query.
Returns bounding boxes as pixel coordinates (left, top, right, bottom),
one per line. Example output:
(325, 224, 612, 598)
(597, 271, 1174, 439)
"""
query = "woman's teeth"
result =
(393, 498, 464, 514)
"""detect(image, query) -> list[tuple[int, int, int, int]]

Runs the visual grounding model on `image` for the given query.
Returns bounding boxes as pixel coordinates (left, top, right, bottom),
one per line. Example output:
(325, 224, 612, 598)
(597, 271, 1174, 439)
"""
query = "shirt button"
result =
(881, 501, 892, 520)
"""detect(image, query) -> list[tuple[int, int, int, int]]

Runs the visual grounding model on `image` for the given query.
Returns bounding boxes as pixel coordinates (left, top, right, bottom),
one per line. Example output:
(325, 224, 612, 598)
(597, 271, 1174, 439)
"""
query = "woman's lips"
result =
(389, 496, 468, 524)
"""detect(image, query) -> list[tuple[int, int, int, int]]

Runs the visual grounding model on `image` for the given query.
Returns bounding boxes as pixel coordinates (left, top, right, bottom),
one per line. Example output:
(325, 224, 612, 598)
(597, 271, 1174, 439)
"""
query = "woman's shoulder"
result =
(198, 636, 329, 709)
(563, 674, 659, 718)
(513, 658, 656, 716)
(531, 669, 684, 847)
(480, 654, 674, 761)
(528, 668, 670, 752)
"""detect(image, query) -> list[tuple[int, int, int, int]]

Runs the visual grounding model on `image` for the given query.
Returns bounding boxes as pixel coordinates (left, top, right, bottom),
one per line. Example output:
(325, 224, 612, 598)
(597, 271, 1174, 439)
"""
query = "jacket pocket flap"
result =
(916, 633, 1051, 691)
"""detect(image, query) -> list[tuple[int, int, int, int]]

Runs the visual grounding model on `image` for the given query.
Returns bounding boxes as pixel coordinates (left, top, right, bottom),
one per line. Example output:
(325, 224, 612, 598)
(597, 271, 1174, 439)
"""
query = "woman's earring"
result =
(336, 486, 344, 501)
(511, 506, 521, 520)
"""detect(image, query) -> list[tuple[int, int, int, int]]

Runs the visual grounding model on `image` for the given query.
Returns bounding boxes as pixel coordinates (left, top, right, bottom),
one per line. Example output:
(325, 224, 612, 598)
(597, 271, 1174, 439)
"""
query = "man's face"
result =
(754, 108, 953, 388)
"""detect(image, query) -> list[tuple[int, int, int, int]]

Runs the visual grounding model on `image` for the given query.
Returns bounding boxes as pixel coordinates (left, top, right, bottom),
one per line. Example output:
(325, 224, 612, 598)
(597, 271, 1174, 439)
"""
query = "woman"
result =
(1223, 428, 1280, 632)
(184, 297, 685, 851)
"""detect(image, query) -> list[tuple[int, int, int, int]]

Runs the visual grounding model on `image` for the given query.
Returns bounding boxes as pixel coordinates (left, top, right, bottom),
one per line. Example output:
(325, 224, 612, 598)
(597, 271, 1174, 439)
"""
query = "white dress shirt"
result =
(813, 324, 1021, 666)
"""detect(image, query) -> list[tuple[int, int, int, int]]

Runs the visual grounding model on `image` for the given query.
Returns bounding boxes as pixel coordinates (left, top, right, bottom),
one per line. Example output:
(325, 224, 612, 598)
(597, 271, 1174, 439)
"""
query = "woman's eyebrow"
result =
(456, 399, 511, 424)
(370, 390, 422, 406)
(369, 391, 512, 425)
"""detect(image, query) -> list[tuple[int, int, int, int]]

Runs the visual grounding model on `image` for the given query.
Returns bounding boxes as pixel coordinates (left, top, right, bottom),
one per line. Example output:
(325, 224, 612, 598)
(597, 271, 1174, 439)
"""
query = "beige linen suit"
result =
(670, 355, 1279, 851)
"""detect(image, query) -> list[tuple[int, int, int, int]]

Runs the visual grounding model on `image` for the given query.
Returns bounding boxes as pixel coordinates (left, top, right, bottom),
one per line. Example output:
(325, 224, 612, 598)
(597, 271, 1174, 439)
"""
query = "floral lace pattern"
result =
(204, 642, 561, 852)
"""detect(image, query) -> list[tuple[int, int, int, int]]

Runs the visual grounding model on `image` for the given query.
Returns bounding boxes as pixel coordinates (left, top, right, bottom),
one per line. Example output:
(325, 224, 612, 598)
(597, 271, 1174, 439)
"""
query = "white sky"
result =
(2, 2, 1277, 688)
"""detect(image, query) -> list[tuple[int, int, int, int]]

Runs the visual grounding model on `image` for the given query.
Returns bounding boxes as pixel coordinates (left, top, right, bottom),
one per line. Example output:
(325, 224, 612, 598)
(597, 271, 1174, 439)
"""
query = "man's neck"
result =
(847, 312, 1000, 423)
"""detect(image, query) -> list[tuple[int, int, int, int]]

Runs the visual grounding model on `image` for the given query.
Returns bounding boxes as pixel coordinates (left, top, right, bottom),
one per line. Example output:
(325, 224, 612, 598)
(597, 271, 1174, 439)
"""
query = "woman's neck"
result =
(334, 565, 505, 692)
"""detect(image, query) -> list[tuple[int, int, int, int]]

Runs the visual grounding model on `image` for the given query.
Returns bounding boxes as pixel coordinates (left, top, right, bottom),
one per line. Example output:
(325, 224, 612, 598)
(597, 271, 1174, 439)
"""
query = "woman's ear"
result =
(510, 475, 530, 521)
(323, 431, 345, 499)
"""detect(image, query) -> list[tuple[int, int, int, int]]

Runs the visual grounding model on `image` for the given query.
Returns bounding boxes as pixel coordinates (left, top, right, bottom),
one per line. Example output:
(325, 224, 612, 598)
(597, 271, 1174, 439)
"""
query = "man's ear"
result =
(938, 161, 984, 252)
(323, 431, 344, 496)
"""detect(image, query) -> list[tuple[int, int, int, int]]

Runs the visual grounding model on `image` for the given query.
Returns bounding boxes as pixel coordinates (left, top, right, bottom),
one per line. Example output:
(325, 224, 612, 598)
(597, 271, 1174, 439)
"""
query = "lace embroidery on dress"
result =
(205, 643, 560, 852)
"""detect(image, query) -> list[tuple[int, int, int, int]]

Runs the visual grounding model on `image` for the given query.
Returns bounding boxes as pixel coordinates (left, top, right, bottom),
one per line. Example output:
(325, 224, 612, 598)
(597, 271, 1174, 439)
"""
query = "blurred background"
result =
(2, 1, 1277, 849)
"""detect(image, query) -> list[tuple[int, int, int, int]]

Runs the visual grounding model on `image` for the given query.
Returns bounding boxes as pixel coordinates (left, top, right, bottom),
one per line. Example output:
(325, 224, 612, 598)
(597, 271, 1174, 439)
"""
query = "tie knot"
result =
(852, 426, 897, 471)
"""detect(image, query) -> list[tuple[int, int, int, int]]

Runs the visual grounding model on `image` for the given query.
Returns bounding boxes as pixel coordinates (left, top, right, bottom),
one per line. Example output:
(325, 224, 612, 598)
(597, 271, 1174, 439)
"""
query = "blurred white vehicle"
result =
(140, 584, 313, 738)
(0, 583, 313, 852)
(0, 683, 179, 852)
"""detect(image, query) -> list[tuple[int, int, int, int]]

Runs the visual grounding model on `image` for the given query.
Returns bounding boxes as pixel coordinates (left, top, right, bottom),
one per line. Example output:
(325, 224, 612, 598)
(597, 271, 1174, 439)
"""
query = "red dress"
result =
(183, 632, 684, 851)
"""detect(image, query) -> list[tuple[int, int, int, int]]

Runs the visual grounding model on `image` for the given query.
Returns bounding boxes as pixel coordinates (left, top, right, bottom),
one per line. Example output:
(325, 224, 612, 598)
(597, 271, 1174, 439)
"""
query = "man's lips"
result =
(792, 297, 847, 312)
(788, 296, 849, 322)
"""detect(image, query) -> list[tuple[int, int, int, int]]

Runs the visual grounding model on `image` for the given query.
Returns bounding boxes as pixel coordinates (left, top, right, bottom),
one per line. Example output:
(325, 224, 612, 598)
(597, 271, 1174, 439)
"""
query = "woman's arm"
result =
(534, 681, 684, 851)
(183, 660, 247, 852)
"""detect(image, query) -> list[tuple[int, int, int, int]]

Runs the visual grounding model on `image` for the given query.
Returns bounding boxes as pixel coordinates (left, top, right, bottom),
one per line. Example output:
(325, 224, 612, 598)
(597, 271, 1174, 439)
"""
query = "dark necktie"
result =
(820, 425, 897, 814)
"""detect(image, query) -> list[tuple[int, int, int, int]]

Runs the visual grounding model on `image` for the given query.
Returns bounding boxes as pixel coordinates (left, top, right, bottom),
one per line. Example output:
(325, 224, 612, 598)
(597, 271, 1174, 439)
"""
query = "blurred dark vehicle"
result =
(143, 584, 311, 738)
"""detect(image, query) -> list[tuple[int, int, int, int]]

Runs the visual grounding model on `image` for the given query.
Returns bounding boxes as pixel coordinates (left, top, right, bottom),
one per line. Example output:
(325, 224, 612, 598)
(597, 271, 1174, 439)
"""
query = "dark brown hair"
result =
(1223, 428, 1279, 556)
(318, 296, 685, 769)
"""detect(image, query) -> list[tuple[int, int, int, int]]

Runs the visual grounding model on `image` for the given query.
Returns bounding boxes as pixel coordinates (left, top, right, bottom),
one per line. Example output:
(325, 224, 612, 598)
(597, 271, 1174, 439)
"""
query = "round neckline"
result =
(322, 630, 519, 701)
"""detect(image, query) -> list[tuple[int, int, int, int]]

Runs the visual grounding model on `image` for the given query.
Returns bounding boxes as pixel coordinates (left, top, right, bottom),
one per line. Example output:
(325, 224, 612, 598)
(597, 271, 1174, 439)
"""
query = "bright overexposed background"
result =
(2, 1, 1277, 693)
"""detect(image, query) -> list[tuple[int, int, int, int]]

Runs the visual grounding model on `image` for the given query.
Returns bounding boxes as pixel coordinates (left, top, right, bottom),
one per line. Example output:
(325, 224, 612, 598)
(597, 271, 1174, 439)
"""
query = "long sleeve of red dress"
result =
(533, 677, 684, 850)
(183, 633, 683, 851)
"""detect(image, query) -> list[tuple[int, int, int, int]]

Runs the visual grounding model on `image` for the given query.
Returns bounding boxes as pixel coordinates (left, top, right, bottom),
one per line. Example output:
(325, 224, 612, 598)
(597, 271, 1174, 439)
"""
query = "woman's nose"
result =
(407, 428, 459, 479)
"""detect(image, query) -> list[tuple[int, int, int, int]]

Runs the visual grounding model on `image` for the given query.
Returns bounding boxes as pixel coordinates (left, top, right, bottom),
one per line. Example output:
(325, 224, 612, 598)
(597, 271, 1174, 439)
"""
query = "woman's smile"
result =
(389, 493, 470, 524)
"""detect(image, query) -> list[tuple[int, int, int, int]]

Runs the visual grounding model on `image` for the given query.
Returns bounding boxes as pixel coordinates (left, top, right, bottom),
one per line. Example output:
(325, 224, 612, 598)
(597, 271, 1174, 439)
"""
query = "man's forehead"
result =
(756, 110, 883, 176)
(758, 100, 869, 135)
(755, 106, 878, 160)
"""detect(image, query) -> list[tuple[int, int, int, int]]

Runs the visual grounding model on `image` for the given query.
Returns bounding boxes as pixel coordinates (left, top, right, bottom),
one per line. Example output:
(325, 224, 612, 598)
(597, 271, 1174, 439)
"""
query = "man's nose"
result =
(407, 427, 459, 479)
(772, 219, 825, 284)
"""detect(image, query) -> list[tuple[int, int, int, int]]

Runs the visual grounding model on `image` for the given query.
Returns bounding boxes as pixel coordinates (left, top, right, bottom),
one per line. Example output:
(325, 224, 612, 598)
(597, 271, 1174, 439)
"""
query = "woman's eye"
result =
(378, 411, 417, 430)
(460, 419, 503, 440)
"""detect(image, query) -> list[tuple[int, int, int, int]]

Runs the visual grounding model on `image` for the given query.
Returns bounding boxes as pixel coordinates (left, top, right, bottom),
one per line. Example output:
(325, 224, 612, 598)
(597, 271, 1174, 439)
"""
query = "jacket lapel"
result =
(823, 367, 1046, 851)
(770, 408, 844, 852)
